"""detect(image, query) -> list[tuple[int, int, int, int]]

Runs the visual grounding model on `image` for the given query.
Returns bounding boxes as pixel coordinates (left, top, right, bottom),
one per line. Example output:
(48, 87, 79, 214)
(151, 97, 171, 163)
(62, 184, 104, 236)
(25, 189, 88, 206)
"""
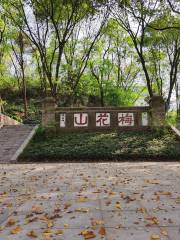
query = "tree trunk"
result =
(22, 70, 28, 118)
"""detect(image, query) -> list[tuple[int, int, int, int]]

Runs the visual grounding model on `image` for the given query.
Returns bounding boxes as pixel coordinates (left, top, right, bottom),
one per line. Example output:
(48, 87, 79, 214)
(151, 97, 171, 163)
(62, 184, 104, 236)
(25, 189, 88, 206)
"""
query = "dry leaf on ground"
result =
(80, 230, 96, 239)
(99, 227, 106, 236)
(26, 230, 38, 238)
(6, 218, 16, 226)
(55, 230, 64, 235)
(10, 225, 22, 235)
(151, 234, 160, 240)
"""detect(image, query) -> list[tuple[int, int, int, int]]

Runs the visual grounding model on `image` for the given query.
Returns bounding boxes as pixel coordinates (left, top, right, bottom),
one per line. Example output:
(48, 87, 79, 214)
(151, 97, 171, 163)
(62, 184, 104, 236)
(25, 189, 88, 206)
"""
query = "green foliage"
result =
(20, 130, 180, 161)
(166, 111, 178, 126)
(2, 98, 41, 124)
(0, 0, 179, 115)
(4, 104, 24, 122)
(105, 87, 137, 106)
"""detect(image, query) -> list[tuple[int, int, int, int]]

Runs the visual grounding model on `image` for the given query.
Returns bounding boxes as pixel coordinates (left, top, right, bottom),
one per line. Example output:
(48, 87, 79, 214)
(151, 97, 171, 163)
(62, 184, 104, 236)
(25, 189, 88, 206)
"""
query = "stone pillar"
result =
(149, 95, 165, 127)
(42, 97, 56, 128)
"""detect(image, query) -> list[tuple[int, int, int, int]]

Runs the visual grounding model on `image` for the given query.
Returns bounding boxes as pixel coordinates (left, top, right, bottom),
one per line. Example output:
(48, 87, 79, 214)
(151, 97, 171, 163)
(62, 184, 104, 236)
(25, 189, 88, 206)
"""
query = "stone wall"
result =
(42, 96, 165, 132)
(0, 114, 21, 126)
(149, 95, 166, 127)
(55, 107, 150, 132)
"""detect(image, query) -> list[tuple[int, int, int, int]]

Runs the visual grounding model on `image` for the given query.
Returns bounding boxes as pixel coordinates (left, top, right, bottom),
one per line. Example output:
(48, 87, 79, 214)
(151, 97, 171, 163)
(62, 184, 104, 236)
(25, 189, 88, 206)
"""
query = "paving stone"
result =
(105, 227, 168, 240)
(102, 210, 146, 228)
(0, 162, 180, 239)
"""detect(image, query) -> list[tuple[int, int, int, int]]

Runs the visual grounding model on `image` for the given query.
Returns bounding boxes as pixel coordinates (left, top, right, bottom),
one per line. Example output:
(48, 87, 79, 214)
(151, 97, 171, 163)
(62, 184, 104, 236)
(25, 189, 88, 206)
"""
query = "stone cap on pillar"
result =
(149, 95, 165, 106)
(42, 97, 57, 111)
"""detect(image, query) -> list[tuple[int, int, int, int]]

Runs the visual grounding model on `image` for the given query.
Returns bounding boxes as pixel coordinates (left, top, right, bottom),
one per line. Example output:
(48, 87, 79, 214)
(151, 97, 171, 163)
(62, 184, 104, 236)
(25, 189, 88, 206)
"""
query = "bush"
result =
(19, 129, 180, 161)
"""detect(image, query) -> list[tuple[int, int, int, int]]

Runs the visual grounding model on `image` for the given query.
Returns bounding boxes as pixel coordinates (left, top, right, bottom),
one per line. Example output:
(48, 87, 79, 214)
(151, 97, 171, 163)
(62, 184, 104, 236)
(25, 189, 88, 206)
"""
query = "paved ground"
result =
(0, 125, 34, 162)
(0, 162, 180, 240)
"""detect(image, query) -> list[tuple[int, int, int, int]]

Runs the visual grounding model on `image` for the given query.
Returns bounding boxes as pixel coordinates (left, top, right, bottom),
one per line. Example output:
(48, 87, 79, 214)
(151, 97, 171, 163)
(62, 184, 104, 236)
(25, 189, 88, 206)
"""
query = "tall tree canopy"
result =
(0, 0, 179, 118)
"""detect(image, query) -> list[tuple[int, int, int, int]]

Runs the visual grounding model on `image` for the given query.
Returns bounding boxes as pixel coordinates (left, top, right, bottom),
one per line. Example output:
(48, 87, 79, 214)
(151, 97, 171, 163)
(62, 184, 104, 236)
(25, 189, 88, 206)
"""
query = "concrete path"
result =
(0, 125, 35, 163)
(0, 162, 179, 239)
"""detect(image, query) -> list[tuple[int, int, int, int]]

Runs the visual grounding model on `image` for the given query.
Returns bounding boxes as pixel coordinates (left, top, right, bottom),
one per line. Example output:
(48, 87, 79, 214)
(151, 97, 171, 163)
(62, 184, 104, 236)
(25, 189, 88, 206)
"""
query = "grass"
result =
(19, 127, 180, 161)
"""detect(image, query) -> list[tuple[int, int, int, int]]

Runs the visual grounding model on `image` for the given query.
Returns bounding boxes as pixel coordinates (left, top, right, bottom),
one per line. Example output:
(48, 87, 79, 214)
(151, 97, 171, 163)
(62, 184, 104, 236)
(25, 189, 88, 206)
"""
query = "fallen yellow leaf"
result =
(91, 219, 104, 226)
(64, 202, 72, 209)
(55, 230, 64, 235)
(80, 230, 96, 239)
(25, 217, 38, 224)
(109, 192, 116, 196)
(38, 215, 49, 221)
(43, 229, 52, 237)
(31, 205, 43, 214)
(99, 227, 106, 236)
(10, 225, 22, 235)
(47, 221, 53, 228)
(6, 218, 16, 226)
(116, 201, 121, 209)
(151, 234, 160, 240)
(64, 224, 69, 228)
(137, 208, 147, 213)
(146, 180, 159, 184)
(76, 197, 88, 203)
(75, 208, 89, 213)
(146, 216, 159, 225)
(26, 230, 37, 238)
(7, 203, 13, 208)
(175, 197, 180, 203)
(155, 191, 171, 196)
(161, 229, 168, 236)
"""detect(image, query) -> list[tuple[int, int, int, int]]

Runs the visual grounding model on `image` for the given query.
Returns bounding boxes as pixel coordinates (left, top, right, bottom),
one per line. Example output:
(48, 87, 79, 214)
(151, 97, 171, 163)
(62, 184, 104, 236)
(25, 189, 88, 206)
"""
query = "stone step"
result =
(0, 125, 36, 162)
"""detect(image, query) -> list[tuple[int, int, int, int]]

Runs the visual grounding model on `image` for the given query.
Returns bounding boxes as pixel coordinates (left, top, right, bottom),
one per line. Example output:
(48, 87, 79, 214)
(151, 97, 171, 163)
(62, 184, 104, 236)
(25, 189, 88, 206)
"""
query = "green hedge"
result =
(19, 128, 180, 161)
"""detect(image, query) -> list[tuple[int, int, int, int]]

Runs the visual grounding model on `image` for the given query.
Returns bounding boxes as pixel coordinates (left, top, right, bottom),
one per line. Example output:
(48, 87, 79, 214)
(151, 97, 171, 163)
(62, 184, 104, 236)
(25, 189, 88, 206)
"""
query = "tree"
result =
(89, 38, 113, 106)
(88, 19, 142, 106)
(145, 14, 180, 111)
(61, 13, 108, 106)
(11, 30, 28, 117)
(106, 0, 180, 111)
(167, 0, 180, 15)
(3, 0, 107, 101)
(0, 11, 6, 74)
(175, 81, 180, 117)
(108, 0, 159, 98)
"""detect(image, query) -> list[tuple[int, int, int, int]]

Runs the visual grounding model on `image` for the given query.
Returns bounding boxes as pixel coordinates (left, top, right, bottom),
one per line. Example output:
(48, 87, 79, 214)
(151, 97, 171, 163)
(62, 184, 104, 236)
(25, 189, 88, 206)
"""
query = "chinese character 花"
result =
(96, 113, 110, 127)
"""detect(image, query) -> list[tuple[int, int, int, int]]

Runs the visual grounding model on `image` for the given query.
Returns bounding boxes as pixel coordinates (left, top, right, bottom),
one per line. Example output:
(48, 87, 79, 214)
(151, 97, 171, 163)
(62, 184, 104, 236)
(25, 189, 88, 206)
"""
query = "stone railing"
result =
(42, 96, 166, 132)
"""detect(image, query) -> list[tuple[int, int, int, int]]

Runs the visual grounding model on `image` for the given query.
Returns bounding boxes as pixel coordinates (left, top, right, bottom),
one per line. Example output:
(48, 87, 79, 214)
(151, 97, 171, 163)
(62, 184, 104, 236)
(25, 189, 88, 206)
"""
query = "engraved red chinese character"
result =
(96, 113, 110, 127)
(74, 113, 88, 127)
(118, 113, 134, 126)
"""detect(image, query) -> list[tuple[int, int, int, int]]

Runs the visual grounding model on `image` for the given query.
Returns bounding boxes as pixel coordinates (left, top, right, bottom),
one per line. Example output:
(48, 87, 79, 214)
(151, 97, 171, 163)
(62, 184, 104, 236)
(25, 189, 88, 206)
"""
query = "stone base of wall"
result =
(56, 126, 151, 134)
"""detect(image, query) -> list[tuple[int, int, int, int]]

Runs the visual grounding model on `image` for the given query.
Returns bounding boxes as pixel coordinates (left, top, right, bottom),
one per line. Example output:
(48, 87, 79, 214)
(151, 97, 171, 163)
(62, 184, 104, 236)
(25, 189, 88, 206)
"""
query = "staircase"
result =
(0, 125, 36, 162)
